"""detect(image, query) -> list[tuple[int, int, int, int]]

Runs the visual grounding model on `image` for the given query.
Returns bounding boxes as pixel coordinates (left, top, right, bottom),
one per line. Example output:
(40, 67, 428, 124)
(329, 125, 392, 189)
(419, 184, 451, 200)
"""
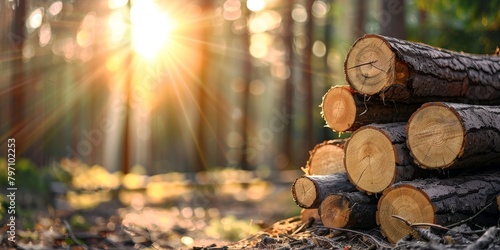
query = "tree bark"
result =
(302, 139, 346, 175)
(318, 192, 377, 229)
(344, 123, 422, 194)
(321, 85, 421, 132)
(292, 173, 357, 209)
(406, 102, 500, 170)
(344, 34, 500, 104)
(377, 170, 500, 243)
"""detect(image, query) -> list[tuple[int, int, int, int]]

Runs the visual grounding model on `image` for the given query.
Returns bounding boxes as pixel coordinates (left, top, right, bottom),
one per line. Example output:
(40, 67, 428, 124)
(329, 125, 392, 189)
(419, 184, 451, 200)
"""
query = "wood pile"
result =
(292, 34, 500, 244)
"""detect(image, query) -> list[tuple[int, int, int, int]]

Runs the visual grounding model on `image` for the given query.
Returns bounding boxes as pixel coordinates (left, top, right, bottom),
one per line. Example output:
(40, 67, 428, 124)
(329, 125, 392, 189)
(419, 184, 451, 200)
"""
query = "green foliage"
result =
(205, 215, 260, 241)
(69, 214, 91, 231)
(410, 0, 500, 53)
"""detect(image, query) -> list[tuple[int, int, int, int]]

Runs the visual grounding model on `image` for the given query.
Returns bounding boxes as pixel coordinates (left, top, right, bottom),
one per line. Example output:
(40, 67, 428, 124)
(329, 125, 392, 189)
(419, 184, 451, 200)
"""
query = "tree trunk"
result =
(344, 34, 500, 104)
(406, 102, 500, 170)
(377, 170, 500, 243)
(292, 173, 357, 209)
(302, 139, 346, 175)
(318, 192, 377, 229)
(379, 0, 406, 39)
(344, 123, 422, 194)
(321, 85, 421, 132)
(282, 1, 295, 169)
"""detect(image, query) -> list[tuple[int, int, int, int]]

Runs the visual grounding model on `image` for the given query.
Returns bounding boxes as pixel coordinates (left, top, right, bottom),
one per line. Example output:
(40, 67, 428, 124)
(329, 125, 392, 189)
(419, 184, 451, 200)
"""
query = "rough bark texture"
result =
(291, 173, 357, 209)
(377, 170, 500, 243)
(318, 192, 377, 229)
(344, 34, 500, 104)
(344, 123, 421, 194)
(302, 139, 346, 175)
(321, 85, 421, 132)
(407, 102, 500, 170)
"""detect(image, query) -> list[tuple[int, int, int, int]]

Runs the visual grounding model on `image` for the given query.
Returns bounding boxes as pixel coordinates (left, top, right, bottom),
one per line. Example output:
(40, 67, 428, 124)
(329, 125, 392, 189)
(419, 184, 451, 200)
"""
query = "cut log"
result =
(318, 192, 377, 229)
(377, 170, 500, 243)
(344, 123, 422, 194)
(300, 208, 321, 224)
(497, 194, 500, 212)
(344, 34, 500, 104)
(302, 139, 346, 175)
(321, 86, 422, 132)
(291, 173, 357, 209)
(406, 102, 500, 169)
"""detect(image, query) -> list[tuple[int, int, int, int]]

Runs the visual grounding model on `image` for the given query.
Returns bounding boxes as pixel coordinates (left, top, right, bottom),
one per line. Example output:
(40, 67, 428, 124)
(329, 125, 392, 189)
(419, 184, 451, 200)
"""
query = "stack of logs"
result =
(292, 34, 500, 243)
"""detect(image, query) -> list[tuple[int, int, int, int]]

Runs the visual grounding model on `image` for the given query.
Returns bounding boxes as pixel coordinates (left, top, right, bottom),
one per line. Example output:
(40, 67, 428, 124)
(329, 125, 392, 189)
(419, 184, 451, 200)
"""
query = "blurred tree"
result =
(410, 0, 500, 53)
(380, 0, 406, 39)
(303, 0, 314, 163)
(283, 0, 295, 169)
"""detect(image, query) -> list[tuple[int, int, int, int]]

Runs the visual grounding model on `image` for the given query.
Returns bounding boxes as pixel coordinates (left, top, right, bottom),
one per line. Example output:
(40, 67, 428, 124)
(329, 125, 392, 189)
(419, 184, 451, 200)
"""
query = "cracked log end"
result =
(377, 185, 435, 243)
(406, 103, 464, 169)
(305, 140, 345, 175)
(344, 34, 398, 95)
(344, 127, 396, 194)
(292, 177, 317, 208)
(322, 86, 356, 132)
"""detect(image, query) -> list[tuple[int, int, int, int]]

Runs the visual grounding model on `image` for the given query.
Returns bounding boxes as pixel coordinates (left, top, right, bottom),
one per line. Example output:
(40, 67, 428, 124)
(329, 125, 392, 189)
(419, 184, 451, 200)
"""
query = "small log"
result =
(302, 139, 346, 175)
(318, 192, 377, 229)
(406, 102, 500, 170)
(377, 170, 500, 243)
(497, 194, 500, 211)
(321, 85, 421, 132)
(344, 34, 500, 104)
(291, 173, 357, 209)
(300, 208, 321, 224)
(344, 123, 422, 194)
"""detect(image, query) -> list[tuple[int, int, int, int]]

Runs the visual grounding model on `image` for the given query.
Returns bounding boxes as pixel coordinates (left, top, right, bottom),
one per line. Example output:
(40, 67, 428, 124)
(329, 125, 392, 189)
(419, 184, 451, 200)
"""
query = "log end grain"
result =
(344, 34, 397, 95)
(497, 194, 500, 211)
(319, 194, 351, 228)
(305, 140, 346, 175)
(345, 127, 397, 193)
(292, 177, 318, 208)
(406, 103, 464, 169)
(377, 185, 435, 243)
(321, 86, 357, 132)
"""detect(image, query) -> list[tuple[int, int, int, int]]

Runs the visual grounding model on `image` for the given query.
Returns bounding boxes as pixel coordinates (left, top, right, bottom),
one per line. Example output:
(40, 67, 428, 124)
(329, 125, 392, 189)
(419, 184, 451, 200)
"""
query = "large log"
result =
(302, 139, 346, 175)
(291, 173, 357, 209)
(344, 34, 500, 104)
(406, 102, 500, 170)
(377, 170, 500, 243)
(318, 192, 377, 229)
(321, 85, 421, 132)
(344, 123, 422, 194)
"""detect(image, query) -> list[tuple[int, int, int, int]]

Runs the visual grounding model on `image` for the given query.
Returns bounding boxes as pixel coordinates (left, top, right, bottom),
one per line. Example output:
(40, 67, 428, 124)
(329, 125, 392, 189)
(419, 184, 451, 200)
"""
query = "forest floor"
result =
(1, 167, 500, 250)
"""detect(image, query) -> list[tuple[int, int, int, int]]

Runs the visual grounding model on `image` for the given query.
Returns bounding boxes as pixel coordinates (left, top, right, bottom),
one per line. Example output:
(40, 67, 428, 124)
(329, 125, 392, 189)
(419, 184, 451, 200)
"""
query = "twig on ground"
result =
(446, 202, 493, 228)
(330, 227, 392, 249)
(391, 215, 450, 231)
(292, 217, 315, 235)
(63, 220, 87, 248)
(464, 226, 499, 250)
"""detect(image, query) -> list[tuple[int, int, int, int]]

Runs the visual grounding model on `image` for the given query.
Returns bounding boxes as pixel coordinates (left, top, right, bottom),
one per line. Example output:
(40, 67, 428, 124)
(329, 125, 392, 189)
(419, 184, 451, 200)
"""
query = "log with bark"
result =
(302, 139, 346, 175)
(321, 85, 422, 132)
(377, 170, 500, 243)
(300, 208, 321, 224)
(344, 123, 423, 194)
(291, 173, 357, 209)
(406, 102, 500, 170)
(318, 191, 377, 229)
(344, 34, 500, 104)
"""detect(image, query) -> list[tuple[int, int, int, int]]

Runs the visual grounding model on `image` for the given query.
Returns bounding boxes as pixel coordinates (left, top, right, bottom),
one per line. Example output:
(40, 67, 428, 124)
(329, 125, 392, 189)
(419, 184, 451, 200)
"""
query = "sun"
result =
(130, 0, 175, 60)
